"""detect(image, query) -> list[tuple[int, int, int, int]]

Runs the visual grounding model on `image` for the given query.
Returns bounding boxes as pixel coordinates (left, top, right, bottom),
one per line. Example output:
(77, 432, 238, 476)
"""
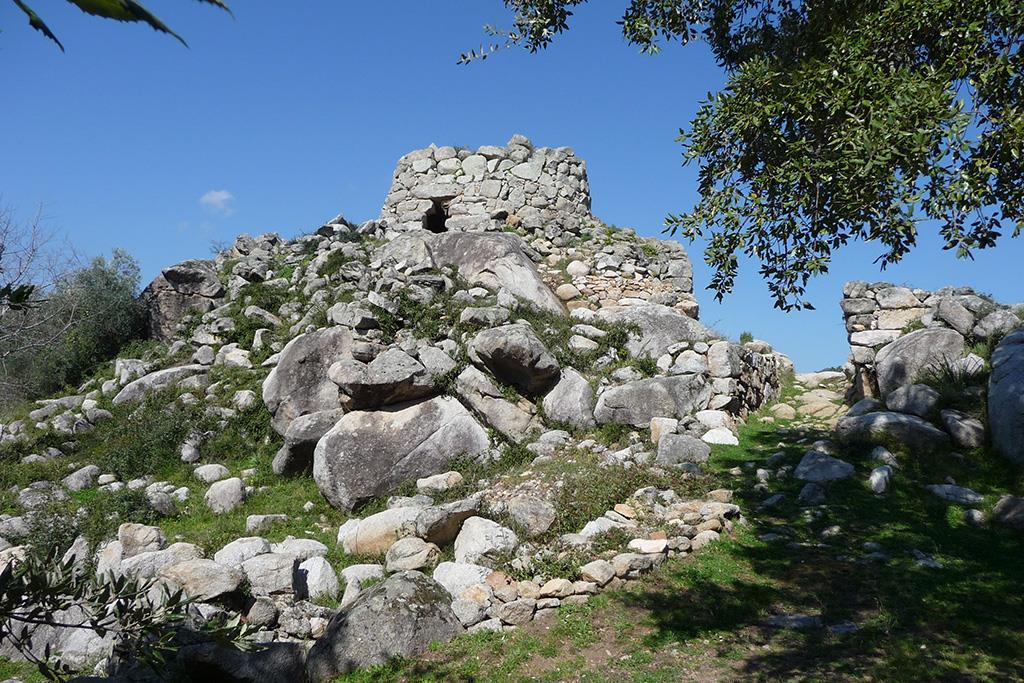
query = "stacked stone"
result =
(842, 281, 1022, 399)
(379, 134, 591, 241)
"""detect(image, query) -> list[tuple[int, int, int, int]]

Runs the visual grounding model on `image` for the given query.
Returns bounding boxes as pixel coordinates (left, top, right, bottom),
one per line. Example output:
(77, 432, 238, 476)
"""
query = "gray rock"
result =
(989, 330, 1024, 464)
(454, 366, 537, 441)
(273, 408, 346, 476)
(414, 498, 481, 545)
(214, 537, 271, 567)
(847, 397, 884, 417)
(120, 543, 204, 580)
(314, 396, 489, 511)
(271, 538, 329, 562)
(141, 259, 223, 341)
(974, 309, 1020, 339)
(593, 304, 710, 361)
(935, 297, 975, 335)
(927, 484, 983, 505)
(459, 306, 511, 327)
(874, 328, 965, 396)
(868, 465, 892, 494)
(297, 556, 340, 601)
(834, 411, 950, 452)
(62, 464, 100, 492)
(176, 641, 307, 683)
(194, 463, 230, 484)
(432, 561, 492, 599)
(504, 496, 556, 537)
(118, 523, 166, 558)
(656, 433, 711, 465)
(884, 384, 940, 418)
(579, 559, 616, 586)
(112, 365, 208, 406)
(426, 232, 564, 315)
(340, 564, 385, 608)
(385, 537, 441, 572)
(494, 598, 536, 625)
(594, 375, 712, 427)
(454, 517, 518, 565)
(467, 324, 560, 396)
(0, 604, 114, 670)
(160, 559, 244, 601)
(204, 477, 245, 514)
(328, 348, 435, 409)
(262, 327, 353, 435)
(940, 409, 985, 449)
(793, 451, 854, 483)
(992, 495, 1024, 530)
(242, 552, 297, 596)
(541, 368, 595, 429)
(305, 571, 463, 680)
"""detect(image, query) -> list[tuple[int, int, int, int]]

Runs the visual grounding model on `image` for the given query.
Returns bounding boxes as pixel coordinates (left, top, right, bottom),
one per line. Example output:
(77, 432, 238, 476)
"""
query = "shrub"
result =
(2, 249, 145, 402)
(739, 331, 754, 344)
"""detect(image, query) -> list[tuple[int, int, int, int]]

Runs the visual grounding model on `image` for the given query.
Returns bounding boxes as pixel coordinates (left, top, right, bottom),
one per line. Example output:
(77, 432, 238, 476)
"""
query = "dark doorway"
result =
(423, 199, 450, 233)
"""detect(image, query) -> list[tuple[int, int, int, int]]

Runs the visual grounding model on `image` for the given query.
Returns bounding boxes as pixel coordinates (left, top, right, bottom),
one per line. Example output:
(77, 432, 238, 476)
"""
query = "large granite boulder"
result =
(328, 348, 435, 410)
(874, 328, 965, 396)
(834, 411, 950, 452)
(272, 408, 347, 476)
(141, 259, 224, 341)
(989, 329, 1024, 464)
(595, 304, 711, 360)
(454, 366, 538, 441)
(467, 324, 560, 396)
(426, 232, 564, 315)
(314, 396, 489, 510)
(263, 327, 353, 435)
(305, 571, 463, 680)
(594, 375, 712, 426)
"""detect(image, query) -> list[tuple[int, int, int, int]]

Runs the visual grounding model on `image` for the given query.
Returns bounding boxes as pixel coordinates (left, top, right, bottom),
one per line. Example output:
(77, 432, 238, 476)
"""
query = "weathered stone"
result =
(541, 368, 595, 429)
(262, 327, 353, 435)
(989, 330, 1024, 464)
(414, 498, 481, 545)
(341, 507, 421, 556)
(314, 396, 489, 511)
(306, 571, 463, 680)
(874, 329, 965, 396)
(595, 304, 711, 360)
(160, 559, 244, 601)
(328, 348, 435, 409)
(940, 409, 985, 449)
(504, 496, 556, 537)
(385, 537, 441, 573)
(884, 384, 940, 418)
(241, 553, 296, 596)
(141, 259, 223, 341)
(834, 411, 950, 452)
(214, 537, 271, 567)
(793, 451, 854, 483)
(454, 366, 537, 441)
(204, 477, 245, 514)
(467, 324, 560, 396)
(656, 433, 711, 465)
(454, 517, 518, 565)
(594, 375, 712, 427)
(992, 495, 1024, 530)
(432, 561, 492, 599)
(112, 365, 207, 406)
(273, 408, 347, 476)
(297, 556, 340, 601)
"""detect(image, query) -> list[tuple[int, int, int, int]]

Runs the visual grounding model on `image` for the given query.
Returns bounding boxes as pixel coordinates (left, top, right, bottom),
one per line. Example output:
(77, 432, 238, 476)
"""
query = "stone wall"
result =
(379, 134, 591, 241)
(841, 280, 1022, 399)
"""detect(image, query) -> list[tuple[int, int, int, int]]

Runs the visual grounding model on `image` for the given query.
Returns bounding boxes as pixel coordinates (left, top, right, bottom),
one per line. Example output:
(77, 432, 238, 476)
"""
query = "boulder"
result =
(62, 465, 100, 492)
(594, 375, 712, 427)
(297, 556, 340, 601)
(160, 559, 244, 601)
(793, 451, 854, 483)
(214, 537, 271, 567)
(989, 329, 1024, 464)
(467, 324, 560, 396)
(541, 368, 595, 429)
(414, 498, 481, 545)
(241, 553, 296, 596)
(141, 259, 224, 341)
(0, 604, 114, 670)
(262, 327, 353, 435)
(273, 409, 346, 476)
(112, 365, 208, 406)
(594, 304, 710, 360)
(328, 348, 435, 409)
(884, 384, 940, 418)
(204, 477, 245, 514)
(340, 507, 421, 556)
(120, 543, 204, 580)
(992, 495, 1024, 530)
(453, 517, 518, 565)
(454, 366, 537, 440)
(384, 537, 441, 572)
(834, 411, 951, 452)
(940, 409, 985, 449)
(656, 433, 711, 465)
(305, 571, 463, 680)
(340, 564, 385, 608)
(426, 232, 564, 315)
(314, 396, 489, 511)
(432, 561, 492, 599)
(176, 642, 307, 683)
(874, 328, 965, 396)
(504, 496, 556, 537)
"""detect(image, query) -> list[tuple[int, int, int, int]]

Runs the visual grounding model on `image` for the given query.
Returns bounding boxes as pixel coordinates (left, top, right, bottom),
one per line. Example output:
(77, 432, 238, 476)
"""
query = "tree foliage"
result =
(10, 0, 232, 51)
(466, 1, 1024, 309)
(0, 550, 251, 681)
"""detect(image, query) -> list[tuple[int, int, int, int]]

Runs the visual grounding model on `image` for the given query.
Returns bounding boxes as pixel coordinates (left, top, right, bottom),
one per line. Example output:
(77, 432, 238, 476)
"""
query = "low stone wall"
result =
(841, 280, 1022, 399)
(379, 134, 591, 241)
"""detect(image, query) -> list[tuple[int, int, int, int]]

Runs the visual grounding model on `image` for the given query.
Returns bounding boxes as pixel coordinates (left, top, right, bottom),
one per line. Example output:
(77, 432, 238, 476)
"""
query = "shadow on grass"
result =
(616, 421, 1024, 681)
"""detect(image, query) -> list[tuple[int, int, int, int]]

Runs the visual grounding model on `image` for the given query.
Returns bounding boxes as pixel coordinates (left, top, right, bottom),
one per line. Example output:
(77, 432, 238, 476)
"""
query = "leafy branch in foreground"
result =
(0, 550, 254, 681)
(464, 1, 1024, 310)
(11, 0, 233, 52)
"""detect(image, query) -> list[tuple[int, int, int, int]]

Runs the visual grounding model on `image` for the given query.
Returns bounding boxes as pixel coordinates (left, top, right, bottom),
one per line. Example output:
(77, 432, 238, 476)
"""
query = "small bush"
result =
(739, 331, 754, 344)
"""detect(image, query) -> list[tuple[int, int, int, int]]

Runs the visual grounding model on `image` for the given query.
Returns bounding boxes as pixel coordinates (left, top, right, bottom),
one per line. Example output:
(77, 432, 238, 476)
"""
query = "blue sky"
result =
(4, 1, 1022, 371)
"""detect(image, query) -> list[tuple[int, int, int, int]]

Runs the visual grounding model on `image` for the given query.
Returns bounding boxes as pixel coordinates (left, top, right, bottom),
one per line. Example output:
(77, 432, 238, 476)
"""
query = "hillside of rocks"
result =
(1, 136, 1023, 681)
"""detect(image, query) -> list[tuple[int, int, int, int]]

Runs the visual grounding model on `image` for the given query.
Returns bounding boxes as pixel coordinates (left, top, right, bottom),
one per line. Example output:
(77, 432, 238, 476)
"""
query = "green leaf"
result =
(11, 0, 64, 51)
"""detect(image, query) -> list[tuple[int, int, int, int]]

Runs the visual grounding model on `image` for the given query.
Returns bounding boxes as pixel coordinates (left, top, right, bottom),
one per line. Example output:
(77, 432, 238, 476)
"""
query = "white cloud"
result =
(199, 189, 235, 216)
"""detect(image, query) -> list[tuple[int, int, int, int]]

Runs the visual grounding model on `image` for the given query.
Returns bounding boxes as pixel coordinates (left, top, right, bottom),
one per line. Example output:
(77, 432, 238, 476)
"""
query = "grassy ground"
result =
(334, 382, 1024, 682)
